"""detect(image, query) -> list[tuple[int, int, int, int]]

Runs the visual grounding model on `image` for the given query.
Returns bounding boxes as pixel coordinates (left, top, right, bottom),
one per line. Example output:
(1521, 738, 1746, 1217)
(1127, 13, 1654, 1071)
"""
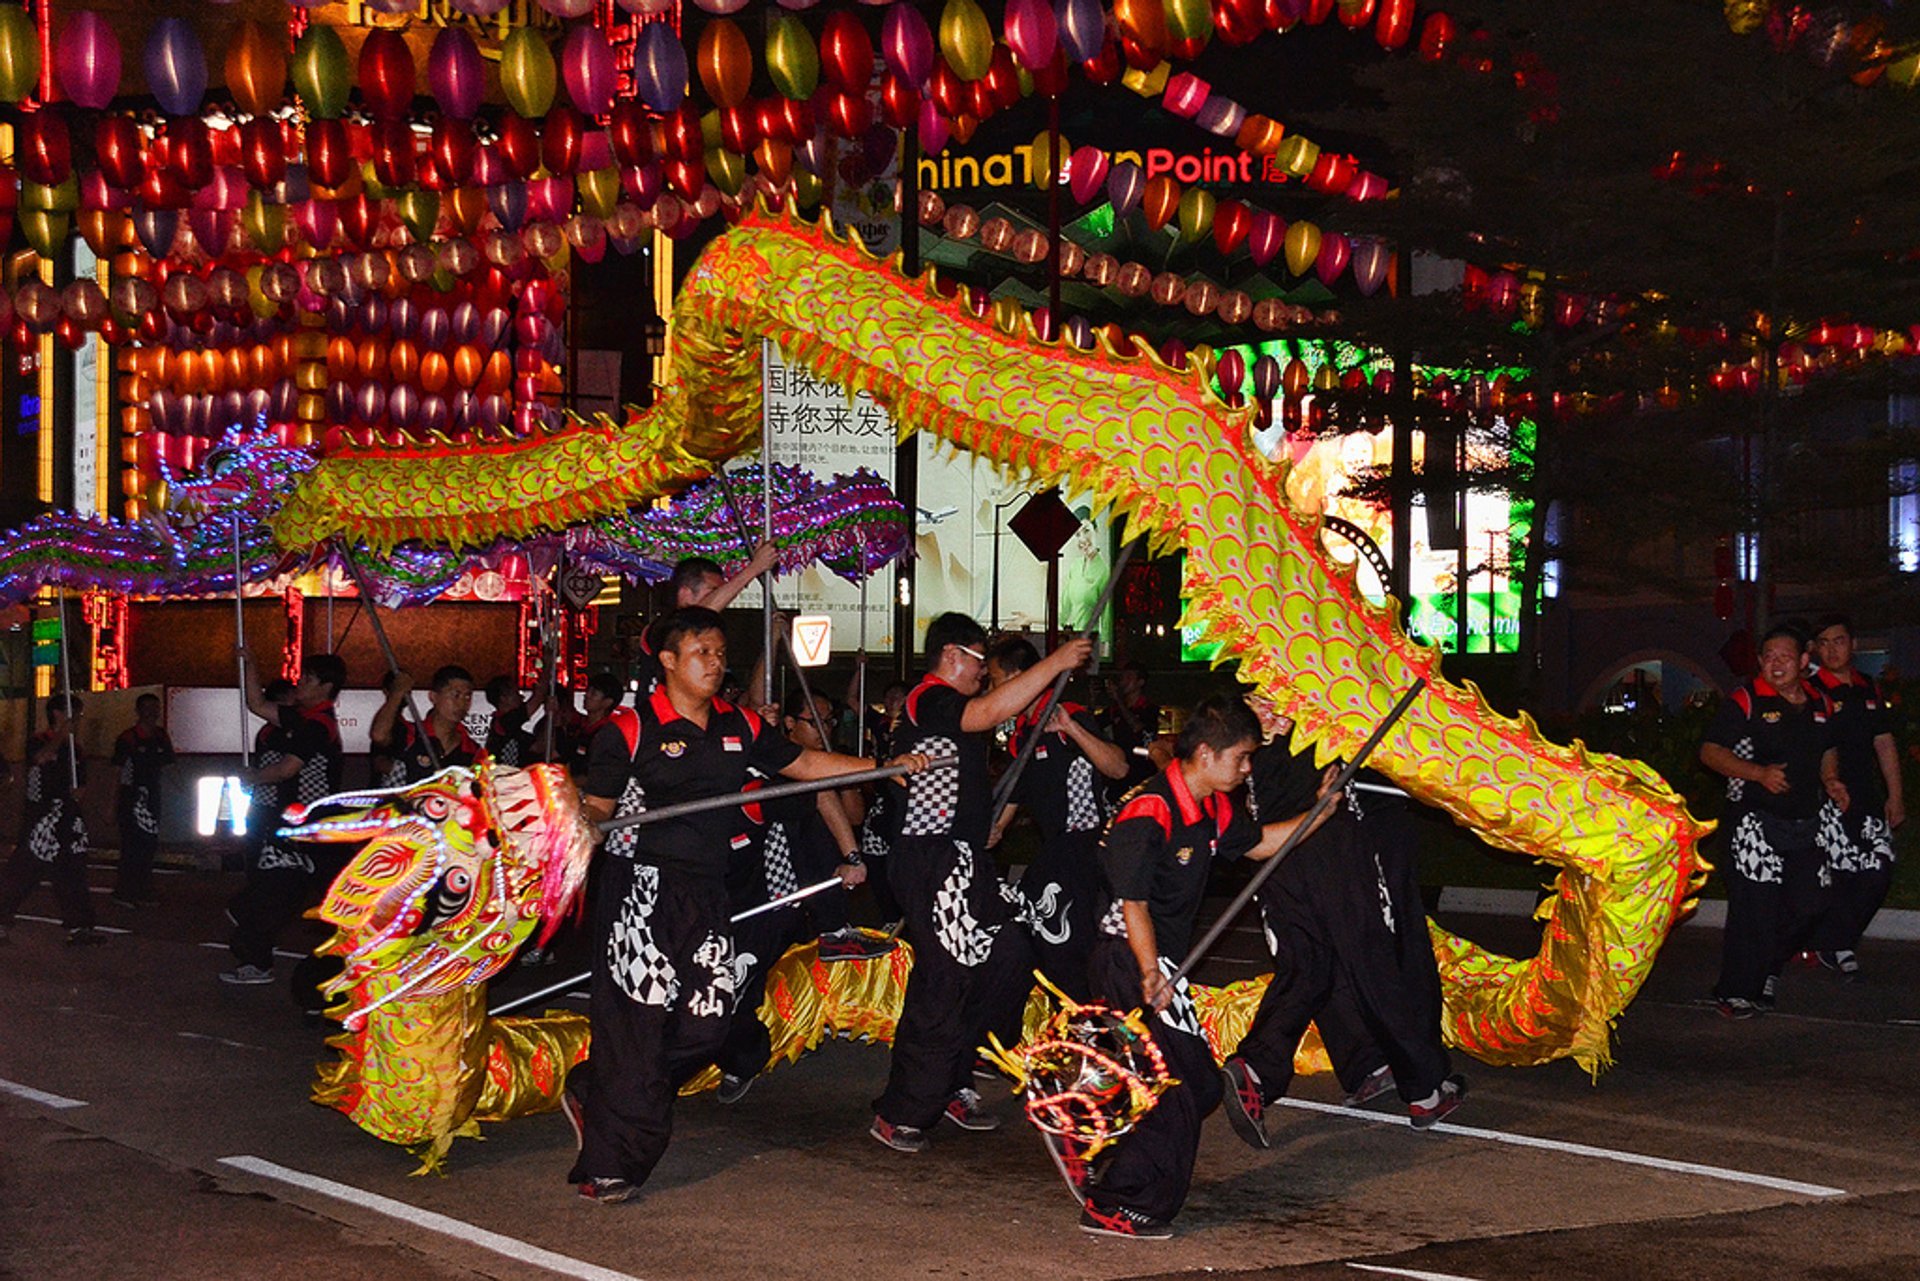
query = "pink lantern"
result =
(1247, 211, 1284, 268)
(1314, 230, 1350, 286)
(1003, 0, 1059, 71)
(1066, 144, 1108, 204)
(562, 24, 616, 117)
(883, 3, 937, 84)
(1350, 238, 1389, 295)
(56, 11, 122, 111)
(1163, 72, 1209, 118)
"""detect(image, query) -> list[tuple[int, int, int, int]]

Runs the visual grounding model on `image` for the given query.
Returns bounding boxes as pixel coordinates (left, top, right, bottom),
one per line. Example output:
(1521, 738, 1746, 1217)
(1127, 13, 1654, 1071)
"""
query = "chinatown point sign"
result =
(916, 143, 1302, 192)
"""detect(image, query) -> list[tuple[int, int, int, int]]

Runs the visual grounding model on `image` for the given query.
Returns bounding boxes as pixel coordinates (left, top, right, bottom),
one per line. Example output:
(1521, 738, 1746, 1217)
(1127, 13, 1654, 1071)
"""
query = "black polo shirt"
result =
(589, 685, 802, 882)
(896, 675, 991, 849)
(1248, 740, 1320, 822)
(278, 702, 343, 811)
(1098, 761, 1257, 963)
(487, 707, 534, 767)
(387, 719, 485, 784)
(1813, 667, 1895, 811)
(25, 731, 82, 810)
(113, 725, 175, 794)
(1007, 697, 1108, 842)
(1704, 678, 1836, 820)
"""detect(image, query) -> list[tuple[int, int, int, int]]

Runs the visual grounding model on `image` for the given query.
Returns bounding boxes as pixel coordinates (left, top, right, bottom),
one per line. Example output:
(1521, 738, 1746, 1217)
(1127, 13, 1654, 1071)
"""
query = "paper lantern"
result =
(1283, 220, 1321, 276)
(18, 111, 72, 187)
(1166, 0, 1214, 46)
(0, 6, 40, 105)
(1351, 238, 1389, 295)
(697, 19, 751, 108)
(293, 24, 350, 119)
(500, 29, 556, 117)
(1106, 159, 1144, 217)
(1066, 145, 1108, 204)
(883, 2, 937, 83)
(146, 18, 208, 117)
(1315, 231, 1350, 285)
(1175, 186, 1214, 244)
(766, 13, 821, 99)
(541, 104, 585, 175)
(1113, 0, 1169, 64)
(426, 28, 485, 120)
(1055, 0, 1105, 63)
(56, 11, 121, 111)
(1247, 211, 1284, 267)
(358, 29, 415, 120)
(1005, 0, 1059, 71)
(634, 21, 689, 111)
(820, 11, 874, 93)
(1142, 174, 1178, 231)
(562, 24, 616, 117)
(938, 0, 995, 80)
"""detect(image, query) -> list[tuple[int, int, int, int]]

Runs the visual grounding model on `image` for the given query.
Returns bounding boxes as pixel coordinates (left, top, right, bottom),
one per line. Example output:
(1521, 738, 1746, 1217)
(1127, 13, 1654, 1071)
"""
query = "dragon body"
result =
(294, 209, 1709, 1166)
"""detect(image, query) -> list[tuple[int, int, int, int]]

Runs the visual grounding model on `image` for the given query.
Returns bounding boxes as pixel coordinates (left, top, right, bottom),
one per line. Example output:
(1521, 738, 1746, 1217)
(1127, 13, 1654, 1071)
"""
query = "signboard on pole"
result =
(790, 615, 833, 667)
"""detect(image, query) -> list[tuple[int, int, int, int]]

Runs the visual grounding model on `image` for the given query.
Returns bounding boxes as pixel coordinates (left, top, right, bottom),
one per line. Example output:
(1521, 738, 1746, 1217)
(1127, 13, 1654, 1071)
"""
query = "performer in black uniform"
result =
(563, 606, 920, 1204)
(1806, 614, 1906, 976)
(1701, 624, 1845, 1017)
(984, 636, 1128, 1003)
(1076, 696, 1326, 1239)
(484, 673, 551, 768)
(370, 665, 485, 784)
(869, 613, 1091, 1154)
(222, 653, 346, 985)
(0, 697, 100, 945)
(109, 693, 175, 908)
(1222, 736, 1464, 1147)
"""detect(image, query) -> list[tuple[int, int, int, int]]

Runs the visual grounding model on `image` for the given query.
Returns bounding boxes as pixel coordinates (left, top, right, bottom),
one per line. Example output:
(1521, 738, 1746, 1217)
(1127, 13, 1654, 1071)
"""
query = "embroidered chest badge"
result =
(1762, 711, 1781, 723)
(662, 741, 686, 758)
(1174, 845, 1194, 866)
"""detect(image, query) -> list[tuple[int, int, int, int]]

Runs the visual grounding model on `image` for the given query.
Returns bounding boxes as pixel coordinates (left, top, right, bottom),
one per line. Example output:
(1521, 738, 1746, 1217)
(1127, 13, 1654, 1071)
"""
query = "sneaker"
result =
(1221, 1057, 1270, 1151)
(1078, 1203, 1174, 1240)
(1040, 1130, 1089, 1206)
(576, 1177, 639, 1205)
(220, 964, 275, 985)
(519, 946, 554, 968)
(1716, 997, 1762, 1020)
(716, 1073, 754, 1105)
(1408, 1075, 1467, 1129)
(1758, 974, 1780, 1010)
(558, 1091, 586, 1153)
(943, 1087, 1001, 1132)
(1817, 950, 1862, 978)
(870, 1115, 929, 1153)
(816, 928, 896, 963)
(66, 927, 108, 947)
(1342, 1063, 1397, 1109)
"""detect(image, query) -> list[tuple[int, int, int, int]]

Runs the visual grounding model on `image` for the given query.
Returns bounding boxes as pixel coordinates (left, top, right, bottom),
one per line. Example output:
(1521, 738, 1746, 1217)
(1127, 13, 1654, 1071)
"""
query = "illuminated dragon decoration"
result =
(0, 432, 906, 607)
(292, 206, 1709, 1165)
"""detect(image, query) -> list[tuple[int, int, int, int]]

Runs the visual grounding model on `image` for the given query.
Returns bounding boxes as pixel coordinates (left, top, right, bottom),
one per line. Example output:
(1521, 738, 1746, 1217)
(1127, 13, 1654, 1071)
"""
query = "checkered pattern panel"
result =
(605, 775, 649, 860)
(26, 807, 61, 863)
(609, 864, 678, 1006)
(25, 764, 43, 805)
(763, 822, 800, 900)
(1730, 810, 1781, 884)
(1097, 897, 1127, 940)
(119, 759, 134, 787)
(931, 841, 995, 966)
(1820, 803, 1894, 874)
(297, 755, 334, 806)
(1725, 737, 1753, 805)
(1154, 958, 1203, 1038)
(901, 736, 961, 837)
(1065, 756, 1101, 832)
(134, 789, 158, 836)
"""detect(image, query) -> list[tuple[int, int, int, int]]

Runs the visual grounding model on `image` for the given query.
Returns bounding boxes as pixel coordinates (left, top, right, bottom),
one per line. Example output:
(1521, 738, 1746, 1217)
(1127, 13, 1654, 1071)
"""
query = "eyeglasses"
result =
(955, 644, 986, 663)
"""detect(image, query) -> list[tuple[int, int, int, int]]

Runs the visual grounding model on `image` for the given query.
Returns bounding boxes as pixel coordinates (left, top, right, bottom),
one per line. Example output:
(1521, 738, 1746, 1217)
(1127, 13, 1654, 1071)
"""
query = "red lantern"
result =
(240, 118, 287, 189)
(497, 111, 542, 179)
(610, 100, 653, 168)
(542, 104, 585, 176)
(306, 119, 354, 189)
(19, 111, 72, 187)
(431, 117, 476, 187)
(880, 73, 920, 128)
(371, 118, 416, 188)
(95, 116, 146, 191)
(983, 45, 1022, 109)
(1375, 0, 1414, 48)
(929, 64, 968, 118)
(1417, 12, 1456, 61)
(358, 29, 417, 121)
(777, 97, 813, 146)
(169, 118, 215, 189)
(1212, 199, 1251, 255)
(819, 11, 874, 95)
(1082, 38, 1122, 84)
(822, 89, 872, 139)
(664, 103, 704, 163)
(719, 105, 759, 154)
(340, 193, 377, 247)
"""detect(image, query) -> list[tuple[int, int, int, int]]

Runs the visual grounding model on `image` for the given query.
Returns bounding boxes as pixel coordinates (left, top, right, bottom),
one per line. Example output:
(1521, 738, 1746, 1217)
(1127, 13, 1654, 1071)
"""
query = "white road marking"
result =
(1272, 1097, 1846, 1198)
(0, 1077, 87, 1109)
(178, 1031, 267, 1051)
(16, 914, 128, 935)
(218, 1156, 646, 1281)
(196, 942, 310, 960)
(1349, 1265, 1488, 1281)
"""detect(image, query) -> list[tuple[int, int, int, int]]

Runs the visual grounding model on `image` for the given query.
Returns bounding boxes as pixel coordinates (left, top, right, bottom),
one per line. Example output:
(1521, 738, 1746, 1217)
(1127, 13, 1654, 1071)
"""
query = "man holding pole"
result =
(1077, 695, 1332, 1239)
(564, 605, 924, 1205)
(870, 613, 1092, 1154)
(0, 697, 100, 945)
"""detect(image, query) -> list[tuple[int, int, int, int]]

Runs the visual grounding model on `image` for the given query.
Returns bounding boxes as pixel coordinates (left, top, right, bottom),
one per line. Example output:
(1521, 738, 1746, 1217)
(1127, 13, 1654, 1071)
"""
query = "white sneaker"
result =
(220, 964, 274, 985)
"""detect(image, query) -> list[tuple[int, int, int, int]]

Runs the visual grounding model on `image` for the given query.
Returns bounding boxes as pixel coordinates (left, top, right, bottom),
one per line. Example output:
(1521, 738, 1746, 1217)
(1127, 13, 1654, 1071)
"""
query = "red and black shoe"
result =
(1342, 1063, 1396, 1109)
(1221, 1056, 1270, 1151)
(1408, 1074, 1468, 1130)
(1040, 1130, 1090, 1206)
(577, 1177, 639, 1205)
(1079, 1202, 1173, 1240)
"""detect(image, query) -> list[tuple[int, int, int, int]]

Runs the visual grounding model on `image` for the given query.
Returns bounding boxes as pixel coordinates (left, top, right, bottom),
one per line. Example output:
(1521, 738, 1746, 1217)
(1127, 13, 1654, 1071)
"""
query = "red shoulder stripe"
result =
(1731, 687, 1753, 718)
(608, 705, 642, 758)
(1115, 792, 1174, 840)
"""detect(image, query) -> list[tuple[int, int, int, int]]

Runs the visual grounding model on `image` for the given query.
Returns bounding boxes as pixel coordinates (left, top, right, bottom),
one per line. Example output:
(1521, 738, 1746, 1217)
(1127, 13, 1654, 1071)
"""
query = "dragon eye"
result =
(445, 868, 471, 894)
(417, 794, 451, 820)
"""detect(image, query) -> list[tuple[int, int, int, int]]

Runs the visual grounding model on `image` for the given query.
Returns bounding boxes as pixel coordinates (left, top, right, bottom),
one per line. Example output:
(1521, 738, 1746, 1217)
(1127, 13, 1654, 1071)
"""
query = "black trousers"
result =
(715, 905, 808, 1080)
(569, 859, 735, 1188)
(875, 836, 1034, 1130)
(227, 840, 345, 971)
(1809, 807, 1896, 954)
(1018, 827, 1102, 1003)
(115, 801, 159, 900)
(1084, 938, 1222, 1224)
(0, 801, 92, 930)
(1234, 809, 1450, 1106)
(785, 825, 850, 936)
(1715, 811, 1826, 1001)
